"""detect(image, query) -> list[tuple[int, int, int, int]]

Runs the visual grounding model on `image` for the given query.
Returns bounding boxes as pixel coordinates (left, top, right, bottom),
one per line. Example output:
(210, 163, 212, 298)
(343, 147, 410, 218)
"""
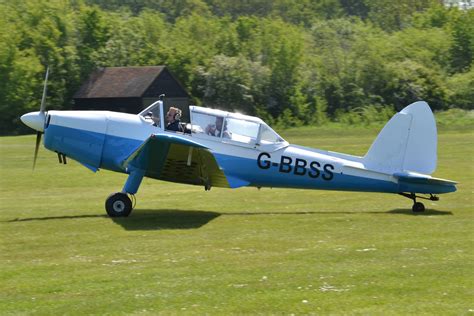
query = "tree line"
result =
(1, 0, 472, 134)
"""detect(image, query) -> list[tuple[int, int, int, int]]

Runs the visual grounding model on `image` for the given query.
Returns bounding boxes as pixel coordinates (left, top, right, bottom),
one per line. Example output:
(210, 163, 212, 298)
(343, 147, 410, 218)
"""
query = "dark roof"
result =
(74, 66, 166, 98)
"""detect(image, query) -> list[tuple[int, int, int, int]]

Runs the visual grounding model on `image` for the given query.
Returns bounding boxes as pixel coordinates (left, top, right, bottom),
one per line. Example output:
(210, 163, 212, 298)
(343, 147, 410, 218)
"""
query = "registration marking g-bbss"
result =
(257, 152, 334, 181)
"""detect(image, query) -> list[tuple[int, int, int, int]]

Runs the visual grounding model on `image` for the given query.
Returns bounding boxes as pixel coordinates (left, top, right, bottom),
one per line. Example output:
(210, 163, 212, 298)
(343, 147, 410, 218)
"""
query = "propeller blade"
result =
(40, 66, 49, 114)
(33, 131, 42, 170)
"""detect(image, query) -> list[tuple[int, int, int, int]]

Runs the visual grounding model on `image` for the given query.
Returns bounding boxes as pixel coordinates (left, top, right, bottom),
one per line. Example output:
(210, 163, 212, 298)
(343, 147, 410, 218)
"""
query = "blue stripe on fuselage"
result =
(214, 153, 455, 194)
(44, 124, 142, 172)
(101, 133, 143, 172)
(214, 153, 399, 193)
(44, 124, 454, 194)
(45, 124, 105, 168)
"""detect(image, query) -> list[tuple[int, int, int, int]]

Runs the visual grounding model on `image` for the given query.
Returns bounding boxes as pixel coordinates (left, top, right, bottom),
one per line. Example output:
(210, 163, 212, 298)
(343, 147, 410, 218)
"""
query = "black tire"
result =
(412, 202, 425, 213)
(105, 192, 132, 217)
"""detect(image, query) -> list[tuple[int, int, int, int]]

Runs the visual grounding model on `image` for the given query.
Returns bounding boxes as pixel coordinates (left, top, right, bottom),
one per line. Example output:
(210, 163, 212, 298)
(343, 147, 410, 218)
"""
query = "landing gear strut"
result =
(399, 193, 439, 213)
(105, 192, 133, 217)
(104, 167, 144, 217)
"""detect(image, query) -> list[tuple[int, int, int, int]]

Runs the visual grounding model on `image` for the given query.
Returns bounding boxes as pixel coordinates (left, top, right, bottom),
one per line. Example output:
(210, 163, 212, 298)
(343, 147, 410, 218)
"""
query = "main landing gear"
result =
(105, 168, 144, 217)
(105, 192, 135, 217)
(399, 193, 439, 213)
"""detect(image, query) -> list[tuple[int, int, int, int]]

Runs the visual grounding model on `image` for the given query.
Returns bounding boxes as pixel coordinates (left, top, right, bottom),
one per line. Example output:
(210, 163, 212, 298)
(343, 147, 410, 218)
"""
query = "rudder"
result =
(363, 101, 437, 175)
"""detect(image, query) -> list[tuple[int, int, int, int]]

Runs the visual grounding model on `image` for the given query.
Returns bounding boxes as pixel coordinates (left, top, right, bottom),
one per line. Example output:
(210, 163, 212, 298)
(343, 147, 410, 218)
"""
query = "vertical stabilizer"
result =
(363, 101, 437, 175)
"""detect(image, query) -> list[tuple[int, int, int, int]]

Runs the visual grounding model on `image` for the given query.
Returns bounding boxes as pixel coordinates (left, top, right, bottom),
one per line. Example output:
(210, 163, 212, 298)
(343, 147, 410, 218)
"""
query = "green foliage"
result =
(435, 108, 474, 128)
(448, 9, 474, 73)
(365, 0, 441, 31)
(0, 0, 80, 134)
(446, 68, 474, 109)
(1, 0, 473, 135)
(335, 104, 395, 126)
(196, 54, 270, 114)
(386, 60, 448, 111)
(77, 6, 111, 80)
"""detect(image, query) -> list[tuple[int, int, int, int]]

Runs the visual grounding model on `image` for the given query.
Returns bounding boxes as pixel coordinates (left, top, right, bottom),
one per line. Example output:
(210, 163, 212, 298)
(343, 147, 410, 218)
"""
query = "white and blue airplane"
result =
(20, 72, 456, 217)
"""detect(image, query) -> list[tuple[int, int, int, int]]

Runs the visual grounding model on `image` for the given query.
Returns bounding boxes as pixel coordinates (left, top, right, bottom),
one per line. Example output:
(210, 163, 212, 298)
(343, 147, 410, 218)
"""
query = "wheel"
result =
(412, 202, 425, 213)
(105, 192, 132, 217)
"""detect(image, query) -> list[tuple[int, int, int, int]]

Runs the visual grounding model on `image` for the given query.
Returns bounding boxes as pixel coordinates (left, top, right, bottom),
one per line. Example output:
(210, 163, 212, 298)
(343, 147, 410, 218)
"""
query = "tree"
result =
(0, 0, 79, 134)
(386, 60, 448, 111)
(77, 6, 110, 80)
(448, 9, 473, 73)
(447, 69, 474, 109)
(196, 55, 270, 114)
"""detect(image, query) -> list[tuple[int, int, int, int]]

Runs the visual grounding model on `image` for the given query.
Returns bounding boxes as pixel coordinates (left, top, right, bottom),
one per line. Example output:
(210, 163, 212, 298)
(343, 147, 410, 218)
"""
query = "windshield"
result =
(140, 103, 161, 128)
(259, 124, 284, 144)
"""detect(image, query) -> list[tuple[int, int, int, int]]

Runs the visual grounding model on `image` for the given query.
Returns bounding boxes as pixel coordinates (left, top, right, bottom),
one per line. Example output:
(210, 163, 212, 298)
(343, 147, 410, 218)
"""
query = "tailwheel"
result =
(105, 192, 133, 217)
(412, 202, 425, 213)
(399, 193, 436, 213)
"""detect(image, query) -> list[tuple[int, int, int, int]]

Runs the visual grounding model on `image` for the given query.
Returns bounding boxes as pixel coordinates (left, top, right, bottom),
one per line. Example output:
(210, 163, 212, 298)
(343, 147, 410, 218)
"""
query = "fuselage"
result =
(41, 110, 455, 195)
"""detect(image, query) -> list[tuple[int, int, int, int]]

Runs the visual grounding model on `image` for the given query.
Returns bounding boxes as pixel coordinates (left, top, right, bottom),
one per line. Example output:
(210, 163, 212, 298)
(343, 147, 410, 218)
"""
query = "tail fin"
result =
(363, 101, 437, 175)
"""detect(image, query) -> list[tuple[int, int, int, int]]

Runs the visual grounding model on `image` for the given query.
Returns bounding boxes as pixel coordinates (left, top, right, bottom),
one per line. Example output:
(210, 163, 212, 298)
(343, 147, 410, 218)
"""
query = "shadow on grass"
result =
(221, 208, 453, 216)
(112, 209, 220, 230)
(4, 209, 221, 230)
(386, 209, 453, 216)
(6, 214, 107, 222)
(3, 208, 452, 230)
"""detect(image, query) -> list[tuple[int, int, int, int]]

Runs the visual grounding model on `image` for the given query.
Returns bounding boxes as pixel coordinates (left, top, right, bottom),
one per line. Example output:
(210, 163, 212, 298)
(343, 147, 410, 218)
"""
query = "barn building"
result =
(73, 66, 191, 117)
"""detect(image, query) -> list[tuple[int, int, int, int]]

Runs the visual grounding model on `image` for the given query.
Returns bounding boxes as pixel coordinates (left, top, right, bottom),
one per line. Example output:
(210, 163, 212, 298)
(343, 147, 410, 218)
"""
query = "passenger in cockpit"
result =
(206, 117, 230, 138)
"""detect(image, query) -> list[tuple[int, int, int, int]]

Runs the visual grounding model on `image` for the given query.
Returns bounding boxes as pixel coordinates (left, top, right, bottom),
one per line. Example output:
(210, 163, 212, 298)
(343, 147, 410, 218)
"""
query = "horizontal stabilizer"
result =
(394, 171, 457, 194)
(394, 172, 457, 186)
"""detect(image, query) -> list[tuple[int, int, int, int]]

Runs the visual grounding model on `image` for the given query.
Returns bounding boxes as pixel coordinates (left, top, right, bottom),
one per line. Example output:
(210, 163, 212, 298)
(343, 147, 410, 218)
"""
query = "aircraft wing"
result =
(121, 134, 230, 188)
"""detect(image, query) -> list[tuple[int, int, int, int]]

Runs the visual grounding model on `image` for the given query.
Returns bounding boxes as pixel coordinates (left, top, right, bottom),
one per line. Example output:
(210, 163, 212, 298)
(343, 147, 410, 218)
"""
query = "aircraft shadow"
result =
(5, 214, 107, 222)
(385, 208, 453, 216)
(112, 208, 452, 230)
(3, 208, 452, 230)
(111, 209, 220, 230)
(221, 208, 453, 216)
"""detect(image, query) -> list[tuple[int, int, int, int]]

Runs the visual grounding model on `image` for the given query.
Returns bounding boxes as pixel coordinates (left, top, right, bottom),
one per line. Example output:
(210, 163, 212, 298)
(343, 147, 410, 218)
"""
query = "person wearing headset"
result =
(205, 116, 231, 138)
(165, 106, 184, 132)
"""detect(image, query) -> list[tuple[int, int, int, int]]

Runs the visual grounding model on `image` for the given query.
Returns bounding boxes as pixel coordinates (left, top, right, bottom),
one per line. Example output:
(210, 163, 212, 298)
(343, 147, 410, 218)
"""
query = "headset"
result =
(173, 109, 182, 120)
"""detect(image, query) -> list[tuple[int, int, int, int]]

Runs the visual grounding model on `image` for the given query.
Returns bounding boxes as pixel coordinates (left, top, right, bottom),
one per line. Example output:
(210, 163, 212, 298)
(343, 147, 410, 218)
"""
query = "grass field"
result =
(1, 125, 473, 315)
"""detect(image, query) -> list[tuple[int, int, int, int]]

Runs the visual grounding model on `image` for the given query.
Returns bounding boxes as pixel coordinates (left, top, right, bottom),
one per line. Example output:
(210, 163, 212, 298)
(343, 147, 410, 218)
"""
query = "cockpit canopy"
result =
(140, 101, 287, 148)
(189, 106, 286, 147)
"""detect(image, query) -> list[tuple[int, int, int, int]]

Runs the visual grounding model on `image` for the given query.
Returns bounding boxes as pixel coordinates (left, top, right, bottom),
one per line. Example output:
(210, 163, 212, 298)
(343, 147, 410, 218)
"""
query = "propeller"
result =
(32, 66, 49, 170)
(33, 131, 42, 170)
(40, 66, 49, 114)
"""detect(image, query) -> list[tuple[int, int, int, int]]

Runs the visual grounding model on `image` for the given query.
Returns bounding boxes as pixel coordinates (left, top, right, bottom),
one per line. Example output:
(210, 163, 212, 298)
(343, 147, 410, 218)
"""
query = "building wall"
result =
(73, 98, 142, 114)
(73, 66, 192, 118)
(143, 69, 189, 98)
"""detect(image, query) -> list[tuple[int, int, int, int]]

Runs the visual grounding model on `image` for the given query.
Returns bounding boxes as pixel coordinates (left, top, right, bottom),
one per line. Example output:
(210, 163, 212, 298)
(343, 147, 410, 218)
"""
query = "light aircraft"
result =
(21, 70, 456, 217)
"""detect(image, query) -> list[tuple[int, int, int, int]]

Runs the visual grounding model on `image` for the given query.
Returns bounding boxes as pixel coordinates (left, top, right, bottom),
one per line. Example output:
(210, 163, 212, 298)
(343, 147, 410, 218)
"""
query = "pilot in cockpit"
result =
(165, 107, 184, 132)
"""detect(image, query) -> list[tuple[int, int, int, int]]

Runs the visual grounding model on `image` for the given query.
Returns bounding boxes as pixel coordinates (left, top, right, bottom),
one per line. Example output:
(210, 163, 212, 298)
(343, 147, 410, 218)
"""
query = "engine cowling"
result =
(44, 111, 108, 168)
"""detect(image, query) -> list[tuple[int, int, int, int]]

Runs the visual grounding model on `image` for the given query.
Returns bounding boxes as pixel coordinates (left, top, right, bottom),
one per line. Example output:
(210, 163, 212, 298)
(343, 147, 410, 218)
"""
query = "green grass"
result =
(1, 126, 473, 315)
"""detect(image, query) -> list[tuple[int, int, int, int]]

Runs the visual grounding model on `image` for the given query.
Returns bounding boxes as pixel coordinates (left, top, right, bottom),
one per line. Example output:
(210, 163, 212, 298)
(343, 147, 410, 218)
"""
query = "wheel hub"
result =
(113, 200, 125, 213)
